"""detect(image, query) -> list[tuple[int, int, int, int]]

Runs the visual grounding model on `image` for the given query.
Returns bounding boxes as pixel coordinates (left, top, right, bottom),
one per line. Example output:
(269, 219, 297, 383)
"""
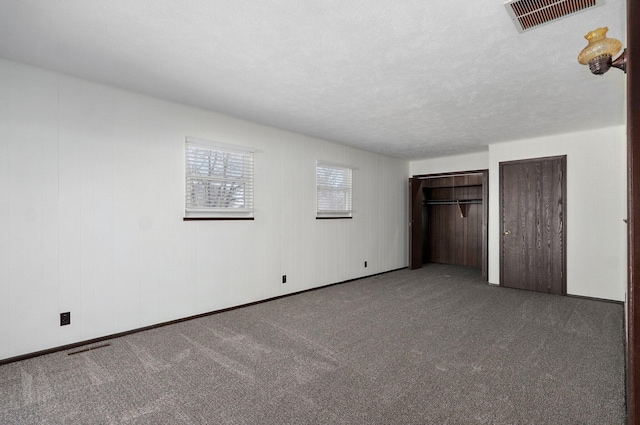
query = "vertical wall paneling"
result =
(79, 84, 100, 340)
(40, 74, 60, 350)
(300, 152, 317, 286)
(80, 82, 108, 338)
(376, 155, 391, 272)
(7, 65, 46, 354)
(280, 140, 306, 294)
(91, 88, 116, 338)
(315, 212, 332, 284)
(381, 157, 406, 273)
(112, 94, 143, 332)
(137, 100, 162, 327)
(216, 224, 234, 310)
(252, 140, 282, 301)
(160, 121, 190, 322)
(0, 59, 409, 361)
(229, 223, 249, 306)
(154, 127, 174, 324)
(187, 222, 199, 313)
(366, 155, 380, 272)
(79, 86, 97, 340)
(57, 78, 85, 345)
(360, 154, 374, 272)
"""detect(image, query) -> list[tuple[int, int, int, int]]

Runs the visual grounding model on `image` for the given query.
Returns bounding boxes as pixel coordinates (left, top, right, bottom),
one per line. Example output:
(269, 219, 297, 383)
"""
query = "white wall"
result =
(410, 128, 627, 302)
(0, 59, 408, 361)
(409, 151, 488, 176)
(489, 127, 627, 301)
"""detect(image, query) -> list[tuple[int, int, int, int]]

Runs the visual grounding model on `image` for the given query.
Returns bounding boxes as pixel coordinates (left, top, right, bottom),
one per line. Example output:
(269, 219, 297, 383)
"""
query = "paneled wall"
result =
(0, 59, 408, 361)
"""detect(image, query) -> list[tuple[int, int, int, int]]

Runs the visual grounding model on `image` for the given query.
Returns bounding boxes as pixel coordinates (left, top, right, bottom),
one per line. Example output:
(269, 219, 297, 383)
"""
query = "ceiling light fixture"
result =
(578, 27, 627, 75)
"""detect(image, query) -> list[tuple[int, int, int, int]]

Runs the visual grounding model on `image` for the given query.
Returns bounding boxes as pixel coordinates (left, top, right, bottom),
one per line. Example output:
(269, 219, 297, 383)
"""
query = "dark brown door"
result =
(409, 177, 423, 269)
(500, 156, 566, 295)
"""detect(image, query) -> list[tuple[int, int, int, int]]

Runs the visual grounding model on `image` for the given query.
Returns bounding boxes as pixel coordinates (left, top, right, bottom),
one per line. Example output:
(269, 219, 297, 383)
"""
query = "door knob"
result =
(504, 230, 511, 235)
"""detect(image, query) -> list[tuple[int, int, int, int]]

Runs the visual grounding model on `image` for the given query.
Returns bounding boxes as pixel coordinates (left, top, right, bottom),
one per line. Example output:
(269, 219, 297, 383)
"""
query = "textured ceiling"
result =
(0, 0, 626, 159)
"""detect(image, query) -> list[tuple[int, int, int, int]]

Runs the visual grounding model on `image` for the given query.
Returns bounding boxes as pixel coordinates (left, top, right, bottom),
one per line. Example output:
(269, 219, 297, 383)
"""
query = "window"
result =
(316, 161, 353, 218)
(185, 137, 254, 219)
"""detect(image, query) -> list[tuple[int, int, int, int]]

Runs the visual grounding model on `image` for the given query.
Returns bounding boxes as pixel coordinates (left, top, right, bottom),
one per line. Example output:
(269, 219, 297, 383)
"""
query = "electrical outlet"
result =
(282, 275, 286, 284)
(364, 261, 368, 267)
(60, 312, 71, 326)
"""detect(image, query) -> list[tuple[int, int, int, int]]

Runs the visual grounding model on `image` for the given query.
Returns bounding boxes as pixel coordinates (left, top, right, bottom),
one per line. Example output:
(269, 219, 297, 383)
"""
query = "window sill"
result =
(316, 216, 353, 220)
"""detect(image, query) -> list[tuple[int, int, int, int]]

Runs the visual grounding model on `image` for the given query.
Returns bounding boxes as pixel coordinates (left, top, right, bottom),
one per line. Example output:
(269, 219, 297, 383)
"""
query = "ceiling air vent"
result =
(504, 0, 605, 33)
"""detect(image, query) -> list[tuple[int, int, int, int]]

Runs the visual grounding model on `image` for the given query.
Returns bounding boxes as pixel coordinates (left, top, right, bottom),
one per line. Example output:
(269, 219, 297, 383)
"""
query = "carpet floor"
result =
(0, 264, 626, 424)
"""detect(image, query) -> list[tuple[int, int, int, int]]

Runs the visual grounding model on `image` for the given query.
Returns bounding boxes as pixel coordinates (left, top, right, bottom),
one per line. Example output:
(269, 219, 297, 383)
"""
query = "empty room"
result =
(1, 0, 638, 424)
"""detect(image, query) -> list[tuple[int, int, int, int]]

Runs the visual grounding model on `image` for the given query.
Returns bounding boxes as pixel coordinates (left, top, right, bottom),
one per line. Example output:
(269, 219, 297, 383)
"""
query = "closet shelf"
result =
(424, 184, 483, 189)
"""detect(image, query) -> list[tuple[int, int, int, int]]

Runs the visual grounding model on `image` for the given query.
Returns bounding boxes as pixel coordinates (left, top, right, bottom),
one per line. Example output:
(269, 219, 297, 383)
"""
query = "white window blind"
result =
(185, 137, 254, 217)
(316, 161, 353, 218)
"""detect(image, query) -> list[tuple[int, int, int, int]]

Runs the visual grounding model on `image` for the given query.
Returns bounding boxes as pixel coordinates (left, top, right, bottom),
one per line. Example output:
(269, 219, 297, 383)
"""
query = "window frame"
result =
(316, 161, 354, 219)
(184, 137, 255, 220)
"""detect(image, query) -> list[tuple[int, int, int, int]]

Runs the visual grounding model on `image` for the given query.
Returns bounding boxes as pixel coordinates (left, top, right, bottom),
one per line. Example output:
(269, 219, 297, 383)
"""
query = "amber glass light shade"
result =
(577, 27, 622, 65)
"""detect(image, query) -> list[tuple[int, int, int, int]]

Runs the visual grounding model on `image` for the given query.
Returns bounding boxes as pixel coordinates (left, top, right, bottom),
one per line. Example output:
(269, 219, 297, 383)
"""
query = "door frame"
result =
(408, 169, 488, 280)
(499, 155, 567, 295)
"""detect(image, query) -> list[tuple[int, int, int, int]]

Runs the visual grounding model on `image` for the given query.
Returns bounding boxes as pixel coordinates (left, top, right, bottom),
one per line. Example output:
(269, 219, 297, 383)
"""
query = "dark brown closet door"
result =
(500, 156, 566, 295)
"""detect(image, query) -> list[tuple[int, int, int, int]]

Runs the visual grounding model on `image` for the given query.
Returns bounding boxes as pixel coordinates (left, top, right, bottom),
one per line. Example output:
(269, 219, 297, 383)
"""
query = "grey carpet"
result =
(0, 264, 626, 424)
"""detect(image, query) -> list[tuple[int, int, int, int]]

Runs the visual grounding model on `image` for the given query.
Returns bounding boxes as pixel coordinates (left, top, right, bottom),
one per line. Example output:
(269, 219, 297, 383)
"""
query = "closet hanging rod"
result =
(426, 199, 482, 205)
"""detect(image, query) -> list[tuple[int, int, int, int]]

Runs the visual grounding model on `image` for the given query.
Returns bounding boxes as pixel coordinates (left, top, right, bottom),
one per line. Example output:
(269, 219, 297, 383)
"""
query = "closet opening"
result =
(409, 170, 488, 280)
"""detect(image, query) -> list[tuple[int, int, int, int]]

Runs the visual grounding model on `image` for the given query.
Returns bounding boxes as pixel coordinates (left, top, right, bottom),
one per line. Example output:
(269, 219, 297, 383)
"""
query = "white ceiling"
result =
(0, 0, 627, 159)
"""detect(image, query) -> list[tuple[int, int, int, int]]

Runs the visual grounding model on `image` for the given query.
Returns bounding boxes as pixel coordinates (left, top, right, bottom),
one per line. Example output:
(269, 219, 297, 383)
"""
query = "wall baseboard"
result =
(567, 294, 624, 305)
(488, 282, 623, 304)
